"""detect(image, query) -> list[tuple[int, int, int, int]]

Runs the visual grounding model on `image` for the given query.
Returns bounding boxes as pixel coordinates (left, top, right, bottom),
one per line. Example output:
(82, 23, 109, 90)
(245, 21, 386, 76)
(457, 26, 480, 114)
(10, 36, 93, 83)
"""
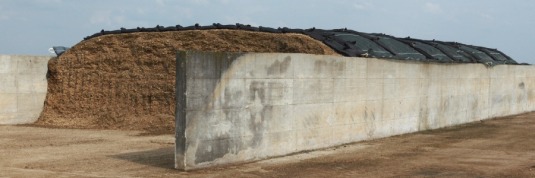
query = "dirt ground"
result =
(2, 113, 535, 178)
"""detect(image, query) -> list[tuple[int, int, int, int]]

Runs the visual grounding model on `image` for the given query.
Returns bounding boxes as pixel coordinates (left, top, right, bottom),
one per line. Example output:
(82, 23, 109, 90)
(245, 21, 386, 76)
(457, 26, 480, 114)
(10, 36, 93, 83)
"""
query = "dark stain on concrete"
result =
(249, 81, 266, 104)
(519, 82, 525, 89)
(363, 108, 376, 137)
(250, 105, 270, 147)
(314, 59, 346, 77)
(314, 60, 328, 73)
(194, 77, 277, 164)
(223, 83, 243, 109)
(437, 97, 452, 127)
(195, 138, 232, 164)
(332, 60, 346, 77)
(418, 108, 430, 131)
(247, 80, 269, 147)
(267, 56, 291, 76)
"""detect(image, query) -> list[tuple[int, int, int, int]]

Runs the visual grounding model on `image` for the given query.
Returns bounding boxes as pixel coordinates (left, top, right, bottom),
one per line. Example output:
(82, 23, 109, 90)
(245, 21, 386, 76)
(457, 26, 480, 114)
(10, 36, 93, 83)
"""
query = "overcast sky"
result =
(1, 0, 534, 63)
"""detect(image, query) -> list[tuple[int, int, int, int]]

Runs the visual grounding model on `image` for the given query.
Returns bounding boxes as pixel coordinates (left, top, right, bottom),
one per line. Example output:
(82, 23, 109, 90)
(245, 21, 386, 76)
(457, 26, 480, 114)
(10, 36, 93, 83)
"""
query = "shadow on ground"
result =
(110, 147, 175, 170)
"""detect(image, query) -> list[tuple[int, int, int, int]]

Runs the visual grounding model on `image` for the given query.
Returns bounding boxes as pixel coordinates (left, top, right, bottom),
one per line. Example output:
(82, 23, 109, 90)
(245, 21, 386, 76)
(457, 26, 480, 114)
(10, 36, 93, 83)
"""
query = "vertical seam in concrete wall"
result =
(175, 51, 187, 170)
(291, 54, 298, 152)
(15, 57, 19, 117)
(487, 69, 492, 119)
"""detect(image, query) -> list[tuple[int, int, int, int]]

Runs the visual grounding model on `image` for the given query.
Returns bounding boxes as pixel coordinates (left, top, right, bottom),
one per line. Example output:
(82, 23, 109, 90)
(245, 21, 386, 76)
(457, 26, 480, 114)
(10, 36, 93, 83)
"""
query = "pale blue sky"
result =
(1, 0, 534, 63)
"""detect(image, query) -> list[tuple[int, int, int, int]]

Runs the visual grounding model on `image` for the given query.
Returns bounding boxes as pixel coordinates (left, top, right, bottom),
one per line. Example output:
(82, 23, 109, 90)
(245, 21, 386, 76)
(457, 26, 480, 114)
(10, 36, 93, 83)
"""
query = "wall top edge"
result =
(176, 51, 530, 67)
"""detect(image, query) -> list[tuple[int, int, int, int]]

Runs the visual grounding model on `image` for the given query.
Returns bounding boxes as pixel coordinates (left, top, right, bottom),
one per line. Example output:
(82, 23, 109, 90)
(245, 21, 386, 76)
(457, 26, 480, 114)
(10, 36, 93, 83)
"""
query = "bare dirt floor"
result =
(2, 113, 535, 178)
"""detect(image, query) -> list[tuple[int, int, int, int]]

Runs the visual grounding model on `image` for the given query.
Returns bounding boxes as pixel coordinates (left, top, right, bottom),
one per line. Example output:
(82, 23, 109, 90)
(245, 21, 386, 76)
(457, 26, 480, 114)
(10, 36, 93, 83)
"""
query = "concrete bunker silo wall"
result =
(0, 55, 50, 124)
(175, 51, 535, 170)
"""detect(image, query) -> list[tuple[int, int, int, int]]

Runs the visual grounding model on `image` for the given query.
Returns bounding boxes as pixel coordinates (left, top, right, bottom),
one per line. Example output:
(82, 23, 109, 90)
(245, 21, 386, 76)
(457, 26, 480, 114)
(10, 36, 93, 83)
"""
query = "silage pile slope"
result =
(36, 29, 339, 134)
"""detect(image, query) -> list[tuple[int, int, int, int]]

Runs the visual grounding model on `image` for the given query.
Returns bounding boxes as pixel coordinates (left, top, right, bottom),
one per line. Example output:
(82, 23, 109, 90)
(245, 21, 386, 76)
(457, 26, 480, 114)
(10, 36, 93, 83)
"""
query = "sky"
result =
(1, 0, 534, 64)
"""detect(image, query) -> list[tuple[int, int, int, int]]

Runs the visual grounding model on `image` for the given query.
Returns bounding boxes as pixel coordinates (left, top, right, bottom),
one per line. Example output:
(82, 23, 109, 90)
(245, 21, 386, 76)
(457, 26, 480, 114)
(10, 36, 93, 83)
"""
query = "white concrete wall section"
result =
(0, 55, 50, 124)
(175, 51, 535, 170)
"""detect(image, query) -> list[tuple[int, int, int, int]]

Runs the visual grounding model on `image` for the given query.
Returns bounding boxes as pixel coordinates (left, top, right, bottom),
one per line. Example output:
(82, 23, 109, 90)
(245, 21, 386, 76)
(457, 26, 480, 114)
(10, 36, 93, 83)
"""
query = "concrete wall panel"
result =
(0, 55, 50, 124)
(175, 52, 535, 170)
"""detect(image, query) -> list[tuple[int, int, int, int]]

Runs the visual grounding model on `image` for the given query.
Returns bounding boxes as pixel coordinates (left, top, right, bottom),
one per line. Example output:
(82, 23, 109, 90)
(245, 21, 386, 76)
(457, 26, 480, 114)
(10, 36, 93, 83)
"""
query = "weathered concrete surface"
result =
(175, 51, 535, 170)
(0, 55, 50, 124)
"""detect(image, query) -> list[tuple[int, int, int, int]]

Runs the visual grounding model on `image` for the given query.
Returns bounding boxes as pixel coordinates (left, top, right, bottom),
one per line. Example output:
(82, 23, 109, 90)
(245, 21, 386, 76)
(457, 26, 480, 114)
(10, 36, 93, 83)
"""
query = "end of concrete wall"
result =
(0, 55, 51, 125)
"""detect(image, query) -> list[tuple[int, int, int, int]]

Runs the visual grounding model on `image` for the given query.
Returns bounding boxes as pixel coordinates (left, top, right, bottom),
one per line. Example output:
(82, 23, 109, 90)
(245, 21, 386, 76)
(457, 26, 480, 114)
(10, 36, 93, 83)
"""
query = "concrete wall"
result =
(175, 51, 535, 170)
(0, 55, 50, 124)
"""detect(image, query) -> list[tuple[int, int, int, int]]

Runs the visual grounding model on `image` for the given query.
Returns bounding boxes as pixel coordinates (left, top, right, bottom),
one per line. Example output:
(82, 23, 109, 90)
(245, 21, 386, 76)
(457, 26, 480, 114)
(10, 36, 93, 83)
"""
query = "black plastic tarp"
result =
(82, 23, 520, 66)
(331, 32, 393, 58)
(398, 39, 453, 62)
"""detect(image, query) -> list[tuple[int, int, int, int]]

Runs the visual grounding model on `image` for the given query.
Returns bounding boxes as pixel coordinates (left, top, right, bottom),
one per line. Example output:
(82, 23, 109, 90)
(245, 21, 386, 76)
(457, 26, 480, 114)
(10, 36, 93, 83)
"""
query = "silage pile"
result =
(35, 29, 339, 134)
